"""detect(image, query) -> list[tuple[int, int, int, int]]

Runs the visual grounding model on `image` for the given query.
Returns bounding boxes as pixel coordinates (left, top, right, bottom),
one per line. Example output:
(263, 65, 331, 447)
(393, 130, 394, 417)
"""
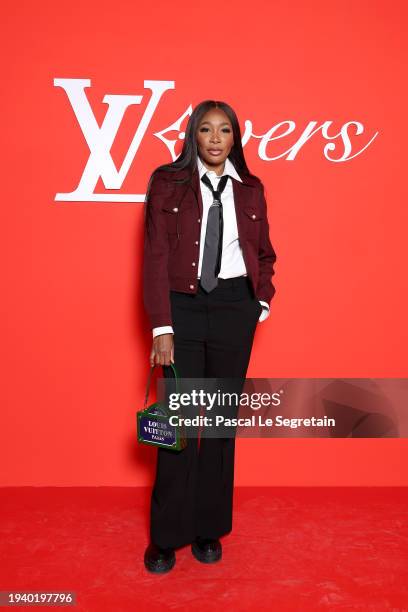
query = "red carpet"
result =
(0, 487, 407, 611)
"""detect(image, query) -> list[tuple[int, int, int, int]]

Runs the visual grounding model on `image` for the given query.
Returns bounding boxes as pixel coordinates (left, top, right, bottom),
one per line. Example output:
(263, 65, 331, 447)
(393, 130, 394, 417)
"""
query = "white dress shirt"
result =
(152, 156, 270, 338)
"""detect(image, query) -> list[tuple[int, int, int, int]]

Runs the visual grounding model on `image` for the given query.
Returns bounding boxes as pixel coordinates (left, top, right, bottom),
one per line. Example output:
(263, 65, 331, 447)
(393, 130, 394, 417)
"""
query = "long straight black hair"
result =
(145, 100, 261, 200)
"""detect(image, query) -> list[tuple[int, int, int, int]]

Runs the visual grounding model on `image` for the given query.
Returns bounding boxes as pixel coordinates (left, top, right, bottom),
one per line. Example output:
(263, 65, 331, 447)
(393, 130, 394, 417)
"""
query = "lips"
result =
(208, 149, 223, 156)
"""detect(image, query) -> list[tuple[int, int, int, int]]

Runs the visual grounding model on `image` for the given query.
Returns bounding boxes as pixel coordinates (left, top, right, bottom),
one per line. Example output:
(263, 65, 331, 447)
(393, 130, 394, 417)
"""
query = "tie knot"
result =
(201, 173, 229, 198)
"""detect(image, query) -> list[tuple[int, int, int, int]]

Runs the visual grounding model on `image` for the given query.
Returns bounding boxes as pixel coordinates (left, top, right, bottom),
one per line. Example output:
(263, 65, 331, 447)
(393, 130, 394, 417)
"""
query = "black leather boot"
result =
(144, 542, 176, 573)
(191, 537, 222, 563)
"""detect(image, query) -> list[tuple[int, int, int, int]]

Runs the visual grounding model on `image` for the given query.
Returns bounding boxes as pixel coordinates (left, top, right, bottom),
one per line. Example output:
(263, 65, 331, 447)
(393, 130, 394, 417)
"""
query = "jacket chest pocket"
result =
(162, 201, 194, 237)
(243, 205, 264, 239)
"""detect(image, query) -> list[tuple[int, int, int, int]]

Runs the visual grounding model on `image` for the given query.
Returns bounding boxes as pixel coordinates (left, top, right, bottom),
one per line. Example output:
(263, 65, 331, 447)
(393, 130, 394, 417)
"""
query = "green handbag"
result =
(137, 363, 187, 451)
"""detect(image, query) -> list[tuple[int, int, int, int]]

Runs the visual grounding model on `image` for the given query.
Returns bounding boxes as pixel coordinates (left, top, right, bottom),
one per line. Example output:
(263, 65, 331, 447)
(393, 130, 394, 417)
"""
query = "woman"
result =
(142, 100, 277, 573)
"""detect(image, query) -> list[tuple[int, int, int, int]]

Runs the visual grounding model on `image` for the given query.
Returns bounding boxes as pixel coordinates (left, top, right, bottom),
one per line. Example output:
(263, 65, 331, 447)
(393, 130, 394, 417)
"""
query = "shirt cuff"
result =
(152, 325, 174, 338)
(258, 300, 270, 322)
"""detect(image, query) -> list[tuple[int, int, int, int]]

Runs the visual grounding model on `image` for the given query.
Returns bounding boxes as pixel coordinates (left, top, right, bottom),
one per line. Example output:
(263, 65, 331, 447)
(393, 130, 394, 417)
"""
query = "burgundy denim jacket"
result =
(143, 166, 277, 330)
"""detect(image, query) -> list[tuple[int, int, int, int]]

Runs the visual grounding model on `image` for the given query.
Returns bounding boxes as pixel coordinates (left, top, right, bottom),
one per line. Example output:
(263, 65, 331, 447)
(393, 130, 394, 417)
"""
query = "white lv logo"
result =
(53, 79, 175, 202)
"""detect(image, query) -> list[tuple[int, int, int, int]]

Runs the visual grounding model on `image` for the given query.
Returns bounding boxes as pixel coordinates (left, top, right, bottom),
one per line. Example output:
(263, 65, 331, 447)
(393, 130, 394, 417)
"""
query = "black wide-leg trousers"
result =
(149, 275, 262, 549)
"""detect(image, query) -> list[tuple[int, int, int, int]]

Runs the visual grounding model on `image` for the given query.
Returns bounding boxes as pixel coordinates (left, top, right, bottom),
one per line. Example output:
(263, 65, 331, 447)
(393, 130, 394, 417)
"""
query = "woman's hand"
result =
(150, 333, 174, 367)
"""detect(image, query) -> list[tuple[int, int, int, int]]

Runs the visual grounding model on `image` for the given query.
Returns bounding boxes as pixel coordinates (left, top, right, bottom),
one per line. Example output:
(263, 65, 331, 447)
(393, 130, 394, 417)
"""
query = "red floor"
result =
(0, 487, 407, 611)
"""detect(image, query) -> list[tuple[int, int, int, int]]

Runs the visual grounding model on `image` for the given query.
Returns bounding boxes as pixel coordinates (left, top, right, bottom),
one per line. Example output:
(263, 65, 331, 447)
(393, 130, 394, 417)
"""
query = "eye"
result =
(199, 127, 209, 132)
(222, 128, 231, 133)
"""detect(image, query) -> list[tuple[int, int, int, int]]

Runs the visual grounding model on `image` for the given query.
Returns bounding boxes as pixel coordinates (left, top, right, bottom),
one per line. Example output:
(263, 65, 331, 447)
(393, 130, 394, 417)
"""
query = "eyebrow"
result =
(199, 121, 231, 127)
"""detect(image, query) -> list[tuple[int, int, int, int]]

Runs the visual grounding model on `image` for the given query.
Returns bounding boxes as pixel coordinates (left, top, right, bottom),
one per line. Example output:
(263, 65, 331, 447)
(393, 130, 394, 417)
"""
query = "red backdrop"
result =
(1, 0, 407, 485)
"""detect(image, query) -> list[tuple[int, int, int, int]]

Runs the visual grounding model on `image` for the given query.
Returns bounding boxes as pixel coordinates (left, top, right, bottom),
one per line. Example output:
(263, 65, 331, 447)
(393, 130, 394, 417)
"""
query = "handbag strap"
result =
(143, 363, 180, 410)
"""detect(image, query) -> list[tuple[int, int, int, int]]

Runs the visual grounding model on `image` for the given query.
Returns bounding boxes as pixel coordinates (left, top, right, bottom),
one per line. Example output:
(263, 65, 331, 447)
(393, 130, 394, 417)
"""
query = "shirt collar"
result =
(197, 155, 243, 183)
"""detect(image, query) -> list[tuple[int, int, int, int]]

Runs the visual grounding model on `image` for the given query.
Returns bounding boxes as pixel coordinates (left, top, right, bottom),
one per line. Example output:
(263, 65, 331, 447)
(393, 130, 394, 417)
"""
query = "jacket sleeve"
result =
(142, 175, 173, 329)
(256, 182, 277, 306)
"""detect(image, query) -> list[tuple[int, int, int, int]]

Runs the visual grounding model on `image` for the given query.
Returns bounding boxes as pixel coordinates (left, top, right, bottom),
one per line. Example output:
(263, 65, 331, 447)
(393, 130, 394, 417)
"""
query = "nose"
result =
(210, 132, 221, 144)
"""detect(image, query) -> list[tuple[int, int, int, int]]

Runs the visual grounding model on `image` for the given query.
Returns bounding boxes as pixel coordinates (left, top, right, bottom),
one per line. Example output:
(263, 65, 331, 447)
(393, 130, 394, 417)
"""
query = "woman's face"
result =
(196, 108, 234, 169)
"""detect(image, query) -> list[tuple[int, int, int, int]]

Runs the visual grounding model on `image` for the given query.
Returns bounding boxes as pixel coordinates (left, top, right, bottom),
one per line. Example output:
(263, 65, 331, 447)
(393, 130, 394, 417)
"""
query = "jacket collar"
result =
(157, 156, 258, 218)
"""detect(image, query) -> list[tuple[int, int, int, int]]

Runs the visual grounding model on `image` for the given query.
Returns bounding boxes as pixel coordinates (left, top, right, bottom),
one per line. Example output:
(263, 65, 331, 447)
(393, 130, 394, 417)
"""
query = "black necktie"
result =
(200, 173, 229, 292)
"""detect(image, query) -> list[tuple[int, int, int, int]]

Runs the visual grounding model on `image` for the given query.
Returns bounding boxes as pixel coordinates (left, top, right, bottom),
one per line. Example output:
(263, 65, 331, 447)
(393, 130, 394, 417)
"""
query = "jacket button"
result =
(252, 214, 256, 219)
(198, 218, 201, 223)
(173, 207, 178, 212)
(192, 262, 196, 266)
(189, 284, 194, 289)
(195, 240, 199, 245)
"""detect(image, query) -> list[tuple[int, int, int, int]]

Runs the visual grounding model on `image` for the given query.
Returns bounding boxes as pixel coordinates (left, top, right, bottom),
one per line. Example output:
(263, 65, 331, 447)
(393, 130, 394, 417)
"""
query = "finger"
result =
(161, 350, 171, 366)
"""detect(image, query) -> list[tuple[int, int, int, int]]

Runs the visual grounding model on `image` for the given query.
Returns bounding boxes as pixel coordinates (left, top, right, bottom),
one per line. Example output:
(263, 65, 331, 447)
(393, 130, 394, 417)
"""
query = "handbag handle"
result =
(143, 363, 180, 410)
